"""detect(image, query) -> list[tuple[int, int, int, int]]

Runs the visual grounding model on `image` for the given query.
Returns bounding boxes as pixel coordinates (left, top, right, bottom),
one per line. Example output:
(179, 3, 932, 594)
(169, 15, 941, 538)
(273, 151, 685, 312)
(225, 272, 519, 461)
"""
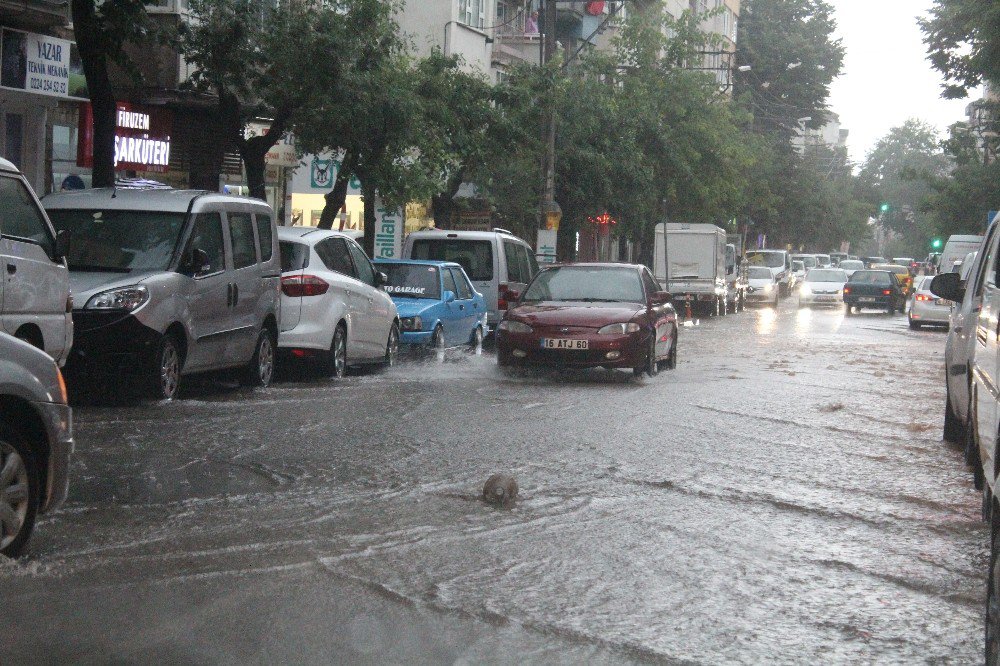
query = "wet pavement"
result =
(1, 302, 985, 664)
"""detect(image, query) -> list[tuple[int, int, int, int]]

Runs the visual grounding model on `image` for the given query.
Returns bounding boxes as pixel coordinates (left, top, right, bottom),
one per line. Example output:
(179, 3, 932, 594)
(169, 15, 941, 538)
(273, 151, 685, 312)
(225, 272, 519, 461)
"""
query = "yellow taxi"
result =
(873, 264, 914, 295)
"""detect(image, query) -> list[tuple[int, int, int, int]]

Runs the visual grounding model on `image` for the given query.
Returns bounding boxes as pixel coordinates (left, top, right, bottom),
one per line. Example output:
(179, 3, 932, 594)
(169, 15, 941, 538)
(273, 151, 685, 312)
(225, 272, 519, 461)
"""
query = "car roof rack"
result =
(492, 227, 514, 235)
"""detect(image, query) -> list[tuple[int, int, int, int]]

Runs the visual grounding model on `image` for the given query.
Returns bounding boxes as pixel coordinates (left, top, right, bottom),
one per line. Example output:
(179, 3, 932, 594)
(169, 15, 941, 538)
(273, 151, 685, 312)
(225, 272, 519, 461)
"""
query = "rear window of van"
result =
(410, 239, 493, 282)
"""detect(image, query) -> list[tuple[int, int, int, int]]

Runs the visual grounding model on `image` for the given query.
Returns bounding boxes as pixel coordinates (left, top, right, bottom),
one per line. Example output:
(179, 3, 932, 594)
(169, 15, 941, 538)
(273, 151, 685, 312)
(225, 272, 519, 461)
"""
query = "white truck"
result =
(940, 235, 984, 274)
(653, 223, 730, 315)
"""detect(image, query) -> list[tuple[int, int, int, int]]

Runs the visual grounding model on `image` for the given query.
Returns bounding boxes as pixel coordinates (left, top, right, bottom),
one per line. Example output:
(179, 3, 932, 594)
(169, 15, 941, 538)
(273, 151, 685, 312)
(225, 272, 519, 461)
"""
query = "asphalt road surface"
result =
(1, 302, 985, 664)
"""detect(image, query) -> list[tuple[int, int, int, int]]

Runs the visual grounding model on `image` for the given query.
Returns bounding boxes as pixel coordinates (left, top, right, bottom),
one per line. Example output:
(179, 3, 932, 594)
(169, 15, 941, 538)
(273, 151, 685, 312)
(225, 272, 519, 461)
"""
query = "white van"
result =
(941, 235, 983, 274)
(745, 249, 792, 296)
(0, 157, 72, 365)
(44, 188, 281, 400)
(403, 228, 538, 331)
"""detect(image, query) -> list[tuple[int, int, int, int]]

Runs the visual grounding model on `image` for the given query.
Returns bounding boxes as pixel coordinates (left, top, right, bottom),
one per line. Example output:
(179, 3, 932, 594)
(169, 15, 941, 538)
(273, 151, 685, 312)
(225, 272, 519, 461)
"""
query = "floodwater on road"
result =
(1, 302, 985, 664)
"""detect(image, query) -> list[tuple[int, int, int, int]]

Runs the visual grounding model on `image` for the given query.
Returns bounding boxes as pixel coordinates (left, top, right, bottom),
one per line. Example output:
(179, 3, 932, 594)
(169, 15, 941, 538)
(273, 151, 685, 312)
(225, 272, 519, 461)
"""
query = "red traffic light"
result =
(585, 1, 606, 16)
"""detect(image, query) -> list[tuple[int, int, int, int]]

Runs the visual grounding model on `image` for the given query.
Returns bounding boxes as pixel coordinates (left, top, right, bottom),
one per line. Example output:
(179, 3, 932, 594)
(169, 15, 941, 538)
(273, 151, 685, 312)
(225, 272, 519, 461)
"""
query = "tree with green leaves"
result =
(70, 0, 154, 187)
(921, 0, 1000, 98)
(733, 0, 845, 138)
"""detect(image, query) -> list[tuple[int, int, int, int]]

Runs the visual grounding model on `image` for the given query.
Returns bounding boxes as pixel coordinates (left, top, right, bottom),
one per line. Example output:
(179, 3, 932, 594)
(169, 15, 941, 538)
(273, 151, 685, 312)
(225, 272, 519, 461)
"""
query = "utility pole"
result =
(538, 0, 562, 238)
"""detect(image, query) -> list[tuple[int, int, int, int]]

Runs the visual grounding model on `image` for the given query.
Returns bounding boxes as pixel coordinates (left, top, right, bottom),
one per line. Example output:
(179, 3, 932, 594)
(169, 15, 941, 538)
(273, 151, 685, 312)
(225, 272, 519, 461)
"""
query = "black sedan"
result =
(843, 270, 907, 315)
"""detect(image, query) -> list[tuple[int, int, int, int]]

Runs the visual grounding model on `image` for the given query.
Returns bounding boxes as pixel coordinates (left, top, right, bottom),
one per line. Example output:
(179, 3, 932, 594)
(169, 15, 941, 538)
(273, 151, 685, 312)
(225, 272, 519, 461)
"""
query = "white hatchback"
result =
(798, 268, 848, 307)
(277, 227, 398, 376)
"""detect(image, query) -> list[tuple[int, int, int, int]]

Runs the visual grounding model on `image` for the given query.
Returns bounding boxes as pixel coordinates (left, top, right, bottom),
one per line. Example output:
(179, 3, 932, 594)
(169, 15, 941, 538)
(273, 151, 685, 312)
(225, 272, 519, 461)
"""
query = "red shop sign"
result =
(77, 101, 173, 173)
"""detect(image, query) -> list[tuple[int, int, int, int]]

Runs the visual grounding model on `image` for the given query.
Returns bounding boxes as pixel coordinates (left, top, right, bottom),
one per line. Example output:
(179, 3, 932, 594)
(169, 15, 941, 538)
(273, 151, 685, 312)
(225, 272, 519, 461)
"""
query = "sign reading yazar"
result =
(373, 197, 404, 259)
(0, 29, 71, 97)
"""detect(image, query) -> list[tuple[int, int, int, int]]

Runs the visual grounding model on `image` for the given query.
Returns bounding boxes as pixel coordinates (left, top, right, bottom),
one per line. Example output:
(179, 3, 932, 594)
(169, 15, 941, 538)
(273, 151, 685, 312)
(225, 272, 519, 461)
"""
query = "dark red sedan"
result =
(496, 263, 678, 376)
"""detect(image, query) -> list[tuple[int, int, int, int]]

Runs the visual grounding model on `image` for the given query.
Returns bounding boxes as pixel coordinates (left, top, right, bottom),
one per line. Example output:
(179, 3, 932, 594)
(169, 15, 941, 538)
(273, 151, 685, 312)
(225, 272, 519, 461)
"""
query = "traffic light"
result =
(879, 203, 890, 214)
(931, 237, 943, 250)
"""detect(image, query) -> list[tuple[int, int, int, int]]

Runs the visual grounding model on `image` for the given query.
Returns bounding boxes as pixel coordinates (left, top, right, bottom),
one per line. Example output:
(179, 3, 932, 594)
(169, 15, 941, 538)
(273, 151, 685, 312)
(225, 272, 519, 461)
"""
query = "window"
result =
(642, 269, 660, 298)
(974, 232, 998, 296)
(279, 241, 309, 273)
(347, 241, 376, 286)
(316, 238, 355, 277)
(505, 241, 533, 284)
(525, 246, 539, 278)
(187, 213, 225, 276)
(450, 268, 473, 299)
(442, 266, 460, 297)
(256, 214, 273, 261)
(411, 239, 494, 282)
(0, 175, 55, 255)
(228, 212, 257, 269)
(459, 0, 485, 29)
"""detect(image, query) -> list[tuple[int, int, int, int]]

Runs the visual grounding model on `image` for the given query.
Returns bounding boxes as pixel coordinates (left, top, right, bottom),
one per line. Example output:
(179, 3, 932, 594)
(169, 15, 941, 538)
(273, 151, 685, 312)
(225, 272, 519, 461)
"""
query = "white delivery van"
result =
(941, 235, 984, 274)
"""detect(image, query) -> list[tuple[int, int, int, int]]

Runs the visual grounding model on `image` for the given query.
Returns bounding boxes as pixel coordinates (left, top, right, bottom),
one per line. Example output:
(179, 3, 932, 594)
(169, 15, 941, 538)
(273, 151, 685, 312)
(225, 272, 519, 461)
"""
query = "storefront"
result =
(76, 101, 176, 184)
(289, 154, 365, 229)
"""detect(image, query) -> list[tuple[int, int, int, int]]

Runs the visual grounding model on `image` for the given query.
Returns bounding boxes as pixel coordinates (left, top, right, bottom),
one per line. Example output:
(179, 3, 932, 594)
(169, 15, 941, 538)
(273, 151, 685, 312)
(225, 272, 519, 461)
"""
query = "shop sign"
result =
(373, 197, 403, 259)
(77, 102, 173, 173)
(245, 122, 297, 167)
(537, 229, 557, 263)
(1, 28, 71, 97)
(310, 158, 335, 188)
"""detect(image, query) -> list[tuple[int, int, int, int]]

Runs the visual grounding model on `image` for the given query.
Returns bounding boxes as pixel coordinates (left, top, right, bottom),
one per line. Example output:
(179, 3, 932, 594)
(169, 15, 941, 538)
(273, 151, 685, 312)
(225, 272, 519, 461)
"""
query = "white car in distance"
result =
(838, 260, 865, 278)
(798, 268, 848, 307)
(277, 227, 399, 377)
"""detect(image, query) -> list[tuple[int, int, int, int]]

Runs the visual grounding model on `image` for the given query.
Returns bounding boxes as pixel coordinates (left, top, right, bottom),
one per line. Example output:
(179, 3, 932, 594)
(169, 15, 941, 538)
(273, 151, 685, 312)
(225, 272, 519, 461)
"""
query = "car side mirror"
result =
(930, 272, 964, 302)
(54, 229, 72, 260)
(443, 290, 456, 303)
(651, 291, 672, 305)
(376, 271, 388, 287)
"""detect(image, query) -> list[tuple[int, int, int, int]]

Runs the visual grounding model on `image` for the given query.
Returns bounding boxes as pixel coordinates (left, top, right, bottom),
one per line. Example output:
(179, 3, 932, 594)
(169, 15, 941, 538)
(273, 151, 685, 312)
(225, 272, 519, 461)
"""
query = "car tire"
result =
(658, 329, 678, 371)
(0, 422, 39, 559)
(987, 504, 1000, 664)
(431, 325, 445, 351)
(244, 328, 276, 388)
(909, 318, 921, 330)
(148, 334, 183, 400)
(383, 323, 399, 368)
(320, 325, 348, 379)
(967, 397, 986, 491)
(887, 306, 895, 315)
(470, 326, 484, 354)
(635, 335, 659, 378)
(945, 387, 964, 443)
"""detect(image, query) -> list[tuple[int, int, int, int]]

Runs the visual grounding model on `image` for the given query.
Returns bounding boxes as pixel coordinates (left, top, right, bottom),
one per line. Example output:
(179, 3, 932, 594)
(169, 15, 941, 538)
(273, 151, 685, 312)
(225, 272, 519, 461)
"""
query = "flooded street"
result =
(1, 303, 984, 664)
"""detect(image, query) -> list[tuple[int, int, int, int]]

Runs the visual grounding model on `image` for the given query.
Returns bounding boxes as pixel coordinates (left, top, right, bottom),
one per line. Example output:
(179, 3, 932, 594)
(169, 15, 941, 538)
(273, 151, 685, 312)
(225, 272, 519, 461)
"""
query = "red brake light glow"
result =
(882, 289, 892, 295)
(281, 274, 330, 297)
(915, 294, 932, 301)
(843, 286, 851, 294)
(498, 283, 515, 311)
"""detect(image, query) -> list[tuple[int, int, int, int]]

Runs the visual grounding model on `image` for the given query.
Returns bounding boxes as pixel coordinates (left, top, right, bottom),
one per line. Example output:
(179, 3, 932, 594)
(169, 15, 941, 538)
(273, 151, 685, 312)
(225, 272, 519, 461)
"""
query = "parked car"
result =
(843, 270, 906, 315)
(0, 332, 72, 557)
(44, 188, 282, 399)
(745, 249, 792, 296)
(496, 263, 676, 376)
(277, 227, 398, 377)
(838, 259, 865, 278)
(929, 223, 1000, 659)
(403, 228, 538, 334)
(0, 157, 73, 366)
(872, 263, 914, 295)
(746, 267, 780, 306)
(907, 275, 950, 330)
(374, 259, 486, 351)
(798, 268, 848, 307)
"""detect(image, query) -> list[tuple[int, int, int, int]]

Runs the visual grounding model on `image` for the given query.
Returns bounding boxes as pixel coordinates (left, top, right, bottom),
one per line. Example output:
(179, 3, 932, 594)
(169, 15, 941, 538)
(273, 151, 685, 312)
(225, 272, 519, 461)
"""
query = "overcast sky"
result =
(826, 0, 975, 164)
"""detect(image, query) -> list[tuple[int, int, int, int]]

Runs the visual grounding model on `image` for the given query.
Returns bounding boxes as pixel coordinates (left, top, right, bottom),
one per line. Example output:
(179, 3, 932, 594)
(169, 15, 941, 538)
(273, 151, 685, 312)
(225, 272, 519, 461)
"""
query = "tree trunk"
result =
(318, 152, 356, 230)
(72, 0, 117, 187)
(430, 168, 465, 229)
(240, 138, 270, 201)
(362, 180, 377, 258)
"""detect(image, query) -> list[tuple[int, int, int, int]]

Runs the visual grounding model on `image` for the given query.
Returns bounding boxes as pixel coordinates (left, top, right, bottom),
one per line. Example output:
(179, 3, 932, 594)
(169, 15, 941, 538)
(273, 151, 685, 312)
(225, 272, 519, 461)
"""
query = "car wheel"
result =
(887, 306, 895, 315)
(470, 326, 484, 355)
(383, 323, 400, 368)
(659, 329, 678, 371)
(149, 334, 183, 400)
(988, 504, 1000, 664)
(945, 386, 964, 443)
(635, 335, 659, 378)
(431, 325, 445, 351)
(909, 318, 921, 330)
(0, 423, 39, 559)
(244, 328, 276, 388)
(720, 297, 728, 316)
(321, 324, 348, 379)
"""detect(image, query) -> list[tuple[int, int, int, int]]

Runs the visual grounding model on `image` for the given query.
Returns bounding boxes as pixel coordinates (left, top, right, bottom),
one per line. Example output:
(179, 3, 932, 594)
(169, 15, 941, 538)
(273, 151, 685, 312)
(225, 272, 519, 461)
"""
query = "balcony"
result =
(493, 3, 542, 68)
(0, 0, 69, 30)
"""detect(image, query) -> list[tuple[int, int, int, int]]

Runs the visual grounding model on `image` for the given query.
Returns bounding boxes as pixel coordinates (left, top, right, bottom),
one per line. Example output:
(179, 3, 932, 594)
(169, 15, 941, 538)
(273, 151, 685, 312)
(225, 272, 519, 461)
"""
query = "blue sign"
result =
(990, 211, 999, 226)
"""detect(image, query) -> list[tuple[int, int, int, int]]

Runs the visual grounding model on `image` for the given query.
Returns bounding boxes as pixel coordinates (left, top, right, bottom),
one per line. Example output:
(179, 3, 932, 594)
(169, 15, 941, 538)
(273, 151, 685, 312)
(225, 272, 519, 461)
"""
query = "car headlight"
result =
(85, 285, 149, 312)
(597, 322, 641, 335)
(497, 320, 532, 333)
(401, 316, 423, 331)
(800, 285, 812, 295)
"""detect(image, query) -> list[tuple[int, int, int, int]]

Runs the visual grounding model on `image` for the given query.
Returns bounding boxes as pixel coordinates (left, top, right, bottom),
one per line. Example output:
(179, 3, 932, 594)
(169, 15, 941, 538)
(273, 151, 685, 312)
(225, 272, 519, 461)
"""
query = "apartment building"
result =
(396, 0, 497, 77)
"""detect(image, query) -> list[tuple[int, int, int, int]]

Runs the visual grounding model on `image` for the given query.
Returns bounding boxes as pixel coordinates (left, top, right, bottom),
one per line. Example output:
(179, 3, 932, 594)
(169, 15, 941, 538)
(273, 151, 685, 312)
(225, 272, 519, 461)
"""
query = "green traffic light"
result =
(931, 238, 943, 249)
(879, 203, 890, 213)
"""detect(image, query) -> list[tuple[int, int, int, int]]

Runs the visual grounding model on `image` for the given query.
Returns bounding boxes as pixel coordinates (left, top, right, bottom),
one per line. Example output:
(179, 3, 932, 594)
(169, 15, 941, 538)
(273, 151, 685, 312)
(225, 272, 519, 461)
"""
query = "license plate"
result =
(860, 297, 876, 303)
(817, 295, 837, 301)
(541, 338, 588, 350)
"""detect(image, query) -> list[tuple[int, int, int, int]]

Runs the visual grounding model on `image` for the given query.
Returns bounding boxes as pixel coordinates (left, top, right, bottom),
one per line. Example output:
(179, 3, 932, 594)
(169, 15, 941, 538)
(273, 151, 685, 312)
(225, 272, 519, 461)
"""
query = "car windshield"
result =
(410, 239, 493, 281)
(793, 255, 818, 268)
(746, 251, 785, 268)
(916, 276, 934, 291)
(378, 263, 442, 299)
(47, 209, 186, 272)
(522, 266, 644, 303)
(874, 264, 908, 275)
(748, 267, 773, 280)
(849, 271, 892, 286)
(792, 261, 804, 271)
(807, 269, 847, 282)
(840, 260, 864, 270)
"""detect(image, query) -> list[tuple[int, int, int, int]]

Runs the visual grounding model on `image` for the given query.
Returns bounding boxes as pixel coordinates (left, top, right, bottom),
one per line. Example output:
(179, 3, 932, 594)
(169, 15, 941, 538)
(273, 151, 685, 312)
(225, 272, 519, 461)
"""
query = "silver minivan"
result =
(0, 157, 73, 365)
(403, 228, 538, 331)
(43, 188, 281, 400)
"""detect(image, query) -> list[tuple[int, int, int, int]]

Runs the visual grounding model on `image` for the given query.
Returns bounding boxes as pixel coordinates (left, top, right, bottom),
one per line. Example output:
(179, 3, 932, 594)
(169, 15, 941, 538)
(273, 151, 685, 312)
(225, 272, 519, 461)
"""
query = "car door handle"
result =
(233, 284, 239, 306)
(6, 263, 15, 275)
(227, 283, 233, 307)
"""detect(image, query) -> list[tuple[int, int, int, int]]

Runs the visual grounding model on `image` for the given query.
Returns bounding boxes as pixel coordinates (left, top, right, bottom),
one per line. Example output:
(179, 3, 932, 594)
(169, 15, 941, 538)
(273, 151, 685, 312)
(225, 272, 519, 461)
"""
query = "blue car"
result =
(374, 259, 488, 350)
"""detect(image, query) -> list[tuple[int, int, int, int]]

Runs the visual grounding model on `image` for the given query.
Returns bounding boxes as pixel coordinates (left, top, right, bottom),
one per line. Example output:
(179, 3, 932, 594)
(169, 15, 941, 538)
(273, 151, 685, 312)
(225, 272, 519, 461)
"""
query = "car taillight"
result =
(916, 294, 932, 301)
(882, 289, 892, 295)
(843, 287, 851, 294)
(498, 283, 519, 310)
(281, 274, 329, 297)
